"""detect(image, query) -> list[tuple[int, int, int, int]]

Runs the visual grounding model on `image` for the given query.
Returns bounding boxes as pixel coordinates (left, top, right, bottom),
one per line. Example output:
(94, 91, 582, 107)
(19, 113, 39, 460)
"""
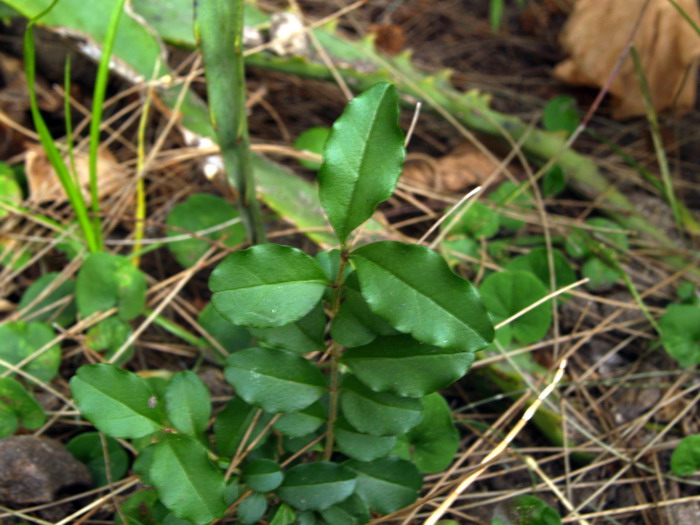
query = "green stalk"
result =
(23, 0, 99, 253)
(87, 0, 128, 249)
(64, 56, 78, 179)
(195, 0, 266, 244)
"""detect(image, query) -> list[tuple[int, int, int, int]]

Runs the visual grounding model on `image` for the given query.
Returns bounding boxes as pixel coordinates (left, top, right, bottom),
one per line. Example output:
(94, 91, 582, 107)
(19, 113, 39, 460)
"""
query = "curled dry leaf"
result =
(555, 0, 700, 119)
(24, 145, 125, 204)
(402, 142, 502, 193)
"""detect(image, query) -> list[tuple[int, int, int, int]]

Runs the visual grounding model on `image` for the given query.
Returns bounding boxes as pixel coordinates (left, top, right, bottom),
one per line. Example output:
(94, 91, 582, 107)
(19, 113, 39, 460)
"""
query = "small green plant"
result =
(670, 434, 700, 476)
(68, 82, 496, 524)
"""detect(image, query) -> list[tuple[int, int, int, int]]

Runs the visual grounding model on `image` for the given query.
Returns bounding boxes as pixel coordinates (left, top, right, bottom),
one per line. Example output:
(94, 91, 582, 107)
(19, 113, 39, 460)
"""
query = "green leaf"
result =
(342, 335, 474, 397)
(0, 172, 21, 219)
(215, 396, 272, 457)
(70, 364, 164, 438)
(76, 252, 147, 321)
(480, 270, 552, 345)
(66, 432, 129, 486)
(0, 377, 45, 432)
(270, 503, 296, 525)
(404, 393, 459, 473)
(446, 201, 499, 239)
(238, 492, 268, 524)
(0, 403, 18, 437)
(85, 316, 134, 365)
(149, 434, 226, 525)
(18, 272, 75, 326)
(320, 493, 370, 525)
(273, 401, 327, 438)
(512, 495, 562, 525)
(0, 321, 60, 382)
(488, 181, 533, 232)
(243, 458, 284, 492)
(335, 417, 396, 462)
(164, 371, 211, 436)
(541, 165, 566, 197)
(197, 302, 252, 355)
(350, 241, 493, 352)
(344, 457, 422, 514)
(506, 248, 576, 298)
(249, 302, 326, 354)
(586, 217, 629, 250)
(542, 95, 579, 136)
(294, 126, 330, 170)
(166, 193, 245, 268)
(659, 304, 700, 367)
(671, 435, 700, 476)
(340, 376, 423, 436)
(582, 257, 621, 292)
(209, 243, 328, 328)
(318, 82, 405, 243)
(278, 462, 357, 511)
(225, 348, 326, 413)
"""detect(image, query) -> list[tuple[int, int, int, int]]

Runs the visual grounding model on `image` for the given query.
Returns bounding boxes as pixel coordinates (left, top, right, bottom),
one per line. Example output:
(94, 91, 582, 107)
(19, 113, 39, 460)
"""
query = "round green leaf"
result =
(318, 82, 405, 243)
(340, 376, 423, 436)
(350, 241, 493, 352)
(513, 495, 562, 525)
(0, 377, 45, 432)
(0, 321, 60, 382)
(335, 417, 396, 462)
(66, 432, 129, 486)
(197, 302, 252, 355)
(149, 434, 226, 525)
(344, 457, 422, 514)
(209, 243, 328, 328)
(278, 462, 357, 511)
(166, 193, 245, 268)
(273, 400, 327, 438)
(243, 458, 284, 492)
(480, 270, 552, 345)
(165, 371, 211, 436)
(542, 95, 579, 135)
(76, 252, 147, 321)
(659, 304, 700, 367)
(85, 316, 134, 365)
(582, 257, 620, 292)
(249, 302, 326, 354)
(18, 272, 75, 326)
(506, 248, 576, 298)
(342, 335, 474, 397)
(294, 126, 330, 170)
(405, 393, 459, 473)
(671, 435, 700, 476)
(446, 201, 499, 239)
(70, 364, 164, 438)
(238, 491, 268, 524)
(320, 493, 370, 525)
(488, 181, 533, 232)
(224, 348, 326, 413)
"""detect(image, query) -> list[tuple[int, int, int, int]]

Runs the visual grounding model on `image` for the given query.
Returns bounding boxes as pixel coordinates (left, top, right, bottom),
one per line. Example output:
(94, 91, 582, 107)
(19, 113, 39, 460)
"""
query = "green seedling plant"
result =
(68, 82, 496, 524)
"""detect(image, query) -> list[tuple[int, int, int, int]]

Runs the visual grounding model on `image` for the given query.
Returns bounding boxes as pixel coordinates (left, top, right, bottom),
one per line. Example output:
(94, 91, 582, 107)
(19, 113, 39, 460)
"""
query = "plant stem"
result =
(323, 248, 350, 460)
(195, 0, 266, 244)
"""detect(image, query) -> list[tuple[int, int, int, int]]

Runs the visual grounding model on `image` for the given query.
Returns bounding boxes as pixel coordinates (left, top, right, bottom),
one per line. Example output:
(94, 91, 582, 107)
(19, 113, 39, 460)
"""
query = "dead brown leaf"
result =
(554, 0, 700, 119)
(369, 23, 406, 56)
(25, 145, 126, 204)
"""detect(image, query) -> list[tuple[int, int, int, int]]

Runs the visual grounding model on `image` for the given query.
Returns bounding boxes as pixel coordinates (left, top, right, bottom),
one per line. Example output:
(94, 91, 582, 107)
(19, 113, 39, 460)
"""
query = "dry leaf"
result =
(554, 0, 700, 119)
(25, 145, 125, 204)
(402, 142, 501, 193)
(369, 24, 406, 56)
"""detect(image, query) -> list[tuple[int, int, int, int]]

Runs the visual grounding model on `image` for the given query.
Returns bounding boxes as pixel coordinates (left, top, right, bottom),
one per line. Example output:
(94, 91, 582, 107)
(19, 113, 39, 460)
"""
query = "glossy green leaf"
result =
(66, 432, 128, 486)
(243, 458, 284, 492)
(0, 377, 45, 433)
(249, 302, 326, 354)
(197, 302, 252, 355)
(166, 193, 245, 268)
(70, 364, 164, 438)
(318, 82, 405, 243)
(340, 376, 423, 436)
(215, 396, 272, 457)
(278, 462, 357, 511)
(344, 457, 422, 514)
(351, 241, 493, 352)
(294, 126, 330, 170)
(85, 316, 134, 365)
(273, 400, 327, 438)
(149, 434, 226, 525)
(404, 393, 459, 473)
(320, 493, 370, 525)
(0, 321, 60, 382)
(659, 304, 700, 367)
(446, 201, 499, 239)
(335, 417, 396, 462)
(76, 252, 146, 321)
(342, 335, 474, 397)
(18, 272, 75, 326)
(542, 95, 579, 136)
(209, 243, 328, 328)
(480, 270, 552, 345)
(238, 492, 268, 524)
(164, 371, 211, 436)
(225, 348, 326, 413)
(506, 248, 576, 298)
(671, 435, 700, 476)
